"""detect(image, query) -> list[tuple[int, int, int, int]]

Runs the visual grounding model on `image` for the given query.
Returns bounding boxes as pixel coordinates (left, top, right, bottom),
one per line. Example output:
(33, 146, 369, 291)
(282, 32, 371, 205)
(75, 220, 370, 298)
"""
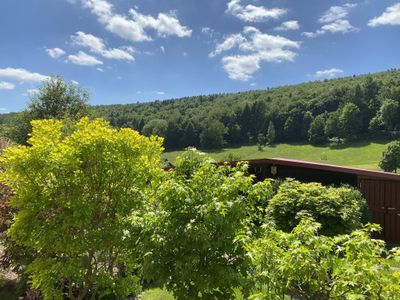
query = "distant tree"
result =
(200, 119, 227, 149)
(9, 76, 89, 144)
(379, 141, 400, 172)
(379, 99, 400, 131)
(266, 121, 276, 145)
(142, 119, 168, 137)
(309, 114, 327, 145)
(324, 112, 340, 138)
(182, 120, 198, 147)
(368, 116, 385, 136)
(301, 111, 314, 140)
(339, 103, 363, 140)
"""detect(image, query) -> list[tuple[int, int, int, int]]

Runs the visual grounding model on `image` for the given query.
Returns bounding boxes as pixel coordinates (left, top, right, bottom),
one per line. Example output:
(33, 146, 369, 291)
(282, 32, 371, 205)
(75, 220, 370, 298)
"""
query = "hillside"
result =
(92, 68, 400, 150)
(2, 69, 400, 151)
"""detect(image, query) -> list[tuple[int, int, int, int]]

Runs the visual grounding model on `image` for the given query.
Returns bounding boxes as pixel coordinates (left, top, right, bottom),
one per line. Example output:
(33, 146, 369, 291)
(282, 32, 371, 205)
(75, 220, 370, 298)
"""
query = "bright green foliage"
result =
(247, 219, 400, 300)
(0, 118, 164, 299)
(379, 141, 400, 172)
(267, 179, 368, 236)
(145, 149, 274, 300)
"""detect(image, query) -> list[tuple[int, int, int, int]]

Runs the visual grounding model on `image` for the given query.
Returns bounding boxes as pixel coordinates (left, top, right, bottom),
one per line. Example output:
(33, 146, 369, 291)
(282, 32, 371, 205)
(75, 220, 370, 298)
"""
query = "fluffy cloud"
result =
(222, 55, 261, 81)
(78, 0, 191, 42)
(226, 0, 286, 22)
(209, 33, 246, 57)
(46, 48, 66, 58)
(319, 4, 357, 23)
(210, 27, 300, 81)
(368, 3, 400, 27)
(275, 20, 300, 31)
(71, 31, 134, 61)
(302, 3, 358, 38)
(0, 81, 15, 90)
(0, 68, 48, 82)
(314, 68, 344, 78)
(68, 51, 104, 66)
(321, 19, 356, 34)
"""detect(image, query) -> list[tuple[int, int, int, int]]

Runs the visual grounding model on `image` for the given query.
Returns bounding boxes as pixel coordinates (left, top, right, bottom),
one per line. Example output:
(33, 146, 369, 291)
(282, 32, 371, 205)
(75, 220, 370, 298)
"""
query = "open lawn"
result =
(163, 140, 392, 171)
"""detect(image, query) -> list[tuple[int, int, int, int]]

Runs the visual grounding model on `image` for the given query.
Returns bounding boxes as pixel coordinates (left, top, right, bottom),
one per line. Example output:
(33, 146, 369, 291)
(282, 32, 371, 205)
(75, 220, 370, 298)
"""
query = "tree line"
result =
(91, 68, 400, 150)
(1, 69, 400, 150)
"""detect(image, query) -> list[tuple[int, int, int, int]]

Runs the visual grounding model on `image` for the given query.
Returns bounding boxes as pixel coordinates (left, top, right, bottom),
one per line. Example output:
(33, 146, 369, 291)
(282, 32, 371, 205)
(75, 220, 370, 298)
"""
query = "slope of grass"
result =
(164, 140, 391, 170)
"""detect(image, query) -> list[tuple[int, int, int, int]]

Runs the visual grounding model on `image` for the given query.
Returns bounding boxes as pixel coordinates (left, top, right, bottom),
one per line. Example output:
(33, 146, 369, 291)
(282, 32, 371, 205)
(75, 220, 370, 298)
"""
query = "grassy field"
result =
(164, 140, 391, 171)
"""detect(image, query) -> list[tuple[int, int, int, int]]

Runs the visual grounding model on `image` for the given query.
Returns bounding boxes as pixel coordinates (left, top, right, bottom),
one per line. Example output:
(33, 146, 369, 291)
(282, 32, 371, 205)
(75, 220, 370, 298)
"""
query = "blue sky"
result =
(0, 0, 399, 112)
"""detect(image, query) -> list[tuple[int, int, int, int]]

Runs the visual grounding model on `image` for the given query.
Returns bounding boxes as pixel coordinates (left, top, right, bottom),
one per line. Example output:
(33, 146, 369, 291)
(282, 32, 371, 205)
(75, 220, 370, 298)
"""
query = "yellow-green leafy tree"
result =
(0, 118, 163, 300)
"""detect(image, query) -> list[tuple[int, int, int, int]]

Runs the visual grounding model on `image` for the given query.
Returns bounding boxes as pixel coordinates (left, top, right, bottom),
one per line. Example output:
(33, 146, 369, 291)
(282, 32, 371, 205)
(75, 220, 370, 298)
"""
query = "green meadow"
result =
(163, 140, 391, 171)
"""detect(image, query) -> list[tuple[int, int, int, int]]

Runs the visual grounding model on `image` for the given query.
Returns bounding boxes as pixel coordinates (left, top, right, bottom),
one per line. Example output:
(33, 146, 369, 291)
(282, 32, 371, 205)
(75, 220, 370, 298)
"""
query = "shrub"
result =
(267, 179, 368, 236)
(144, 149, 274, 300)
(0, 118, 163, 299)
(379, 141, 400, 172)
(247, 219, 400, 300)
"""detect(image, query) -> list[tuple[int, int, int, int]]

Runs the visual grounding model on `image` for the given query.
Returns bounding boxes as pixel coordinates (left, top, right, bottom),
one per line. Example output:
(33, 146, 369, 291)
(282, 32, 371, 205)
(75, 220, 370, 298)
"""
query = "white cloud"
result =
(303, 3, 358, 38)
(201, 27, 215, 36)
(46, 48, 66, 58)
(210, 27, 300, 81)
(96, 67, 104, 72)
(153, 90, 165, 95)
(320, 19, 356, 34)
(226, 0, 286, 22)
(209, 33, 246, 57)
(160, 46, 165, 53)
(222, 55, 261, 81)
(368, 3, 400, 27)
(78, 0, 191, 42)
(0, 81, 15, 90)
(137, 90, 166, 95)
(71, 31, 134, 61)
(314, 68, 344, 78)
(68, 51, 104, 66)
(71, 80, 79, 85)
(275, 20, 300, 31)
(129, 9, 192, 38)
(319, 3, 357, 23)
(0, 68, 48, 82)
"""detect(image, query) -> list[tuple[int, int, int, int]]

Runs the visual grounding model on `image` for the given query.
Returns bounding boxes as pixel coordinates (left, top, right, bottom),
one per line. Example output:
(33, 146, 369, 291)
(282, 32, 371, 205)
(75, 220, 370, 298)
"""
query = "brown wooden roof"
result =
(235, 157, 400, 181)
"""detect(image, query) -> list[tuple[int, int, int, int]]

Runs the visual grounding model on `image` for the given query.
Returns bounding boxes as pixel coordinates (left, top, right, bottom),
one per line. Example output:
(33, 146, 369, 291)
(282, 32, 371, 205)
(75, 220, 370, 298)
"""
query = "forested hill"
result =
(92, 69, 400, 150)
(1, 69, 400, 150)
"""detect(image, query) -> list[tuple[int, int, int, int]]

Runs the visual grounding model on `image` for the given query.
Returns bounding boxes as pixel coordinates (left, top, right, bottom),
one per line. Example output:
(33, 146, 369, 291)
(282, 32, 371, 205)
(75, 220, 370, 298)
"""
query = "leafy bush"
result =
(0, 118, 163, 299)
(145, 149, 274, 300)
(379, 141, 400, 172)
(247, 219, 400, 300)
(267, 179, 368, 236)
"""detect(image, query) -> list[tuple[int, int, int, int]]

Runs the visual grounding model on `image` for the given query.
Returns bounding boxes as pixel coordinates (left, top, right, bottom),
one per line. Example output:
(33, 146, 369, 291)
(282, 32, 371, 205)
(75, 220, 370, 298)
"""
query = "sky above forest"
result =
(0, 0, 400, 112)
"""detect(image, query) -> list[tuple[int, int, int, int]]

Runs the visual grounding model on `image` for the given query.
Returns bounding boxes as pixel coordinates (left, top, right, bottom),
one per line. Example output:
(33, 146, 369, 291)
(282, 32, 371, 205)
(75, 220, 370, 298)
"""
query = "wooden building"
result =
(241, 158, 400, 244)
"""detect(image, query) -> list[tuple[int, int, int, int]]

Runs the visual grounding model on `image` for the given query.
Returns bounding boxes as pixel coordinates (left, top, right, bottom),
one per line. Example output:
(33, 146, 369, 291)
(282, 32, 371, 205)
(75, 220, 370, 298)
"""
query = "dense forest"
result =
(2, 69, 400, 150)
(93, 68, 400, 150)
